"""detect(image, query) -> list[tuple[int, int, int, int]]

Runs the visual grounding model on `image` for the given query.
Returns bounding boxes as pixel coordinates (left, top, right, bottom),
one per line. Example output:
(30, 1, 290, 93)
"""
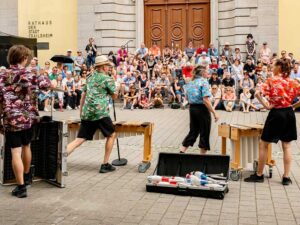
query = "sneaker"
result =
(52, 108, 56, 112)
(282, 177, 292, 185)
(12, 185, 27, 198)
(99, 163, 116, 173)
(244, 173, 264, 183)
(44, 108, 49, 112)
(24, 172, 32, 187)
(66, 105, 72, 110)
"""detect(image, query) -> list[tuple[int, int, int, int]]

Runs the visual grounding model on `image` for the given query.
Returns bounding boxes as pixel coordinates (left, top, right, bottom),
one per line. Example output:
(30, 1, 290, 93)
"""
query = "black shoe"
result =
(99, 163, 116, 173)
(244, 173, 264, 183)
(179, 151, 185, 154)
(282, 177, 292, 185)
(24, 172, 32, 187)
(12, 185, 27, 198)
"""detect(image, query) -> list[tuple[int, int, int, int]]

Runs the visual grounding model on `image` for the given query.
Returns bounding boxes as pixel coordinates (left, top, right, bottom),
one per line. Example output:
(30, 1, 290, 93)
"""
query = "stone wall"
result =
(78, 0, 136, 55)
(0, 0, 18, 35)
(218, 0, 278, 57)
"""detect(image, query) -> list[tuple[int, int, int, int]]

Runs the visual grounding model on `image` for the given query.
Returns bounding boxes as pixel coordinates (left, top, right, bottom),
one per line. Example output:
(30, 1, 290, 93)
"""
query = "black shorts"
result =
(261, 107, 297, 143)
(5, 128, 33, 149)
(77, 117, 115, 140)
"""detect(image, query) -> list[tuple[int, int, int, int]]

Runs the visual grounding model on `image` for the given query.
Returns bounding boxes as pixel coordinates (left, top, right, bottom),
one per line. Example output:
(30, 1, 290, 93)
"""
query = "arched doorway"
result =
(144, 0, 211, 50)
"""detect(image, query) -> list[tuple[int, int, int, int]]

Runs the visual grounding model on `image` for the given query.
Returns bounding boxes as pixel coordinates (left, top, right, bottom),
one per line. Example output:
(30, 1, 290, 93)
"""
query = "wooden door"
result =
(144, 0, 210, 50)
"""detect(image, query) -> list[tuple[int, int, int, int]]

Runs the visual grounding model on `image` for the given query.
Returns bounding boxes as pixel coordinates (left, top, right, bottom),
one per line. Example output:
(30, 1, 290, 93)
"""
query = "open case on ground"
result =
(146, 153, 230, 199)
(0, 117, 67, 187)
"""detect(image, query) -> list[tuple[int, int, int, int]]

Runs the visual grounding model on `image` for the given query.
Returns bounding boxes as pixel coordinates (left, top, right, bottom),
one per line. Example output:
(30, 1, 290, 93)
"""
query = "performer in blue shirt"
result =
(180, 65, 220, 154)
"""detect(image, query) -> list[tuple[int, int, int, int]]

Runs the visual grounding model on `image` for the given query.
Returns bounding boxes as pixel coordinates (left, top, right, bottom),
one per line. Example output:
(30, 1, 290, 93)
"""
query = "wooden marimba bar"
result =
(67, 120, 154, 172)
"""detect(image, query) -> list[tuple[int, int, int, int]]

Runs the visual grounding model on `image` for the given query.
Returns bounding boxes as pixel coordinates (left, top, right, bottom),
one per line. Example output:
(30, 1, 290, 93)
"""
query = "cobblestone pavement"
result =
(1, 108, 300, 225)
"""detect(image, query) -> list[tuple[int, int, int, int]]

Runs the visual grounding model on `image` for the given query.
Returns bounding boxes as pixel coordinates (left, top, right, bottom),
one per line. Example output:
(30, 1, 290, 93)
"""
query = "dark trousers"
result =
(65, 92, 77, 109)
(75, 89, 82, 107)
(182, 104, 211, 150)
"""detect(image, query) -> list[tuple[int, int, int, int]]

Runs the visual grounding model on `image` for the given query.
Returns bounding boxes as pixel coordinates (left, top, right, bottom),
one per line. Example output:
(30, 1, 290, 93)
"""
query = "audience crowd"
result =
(1, 34, 298, 113)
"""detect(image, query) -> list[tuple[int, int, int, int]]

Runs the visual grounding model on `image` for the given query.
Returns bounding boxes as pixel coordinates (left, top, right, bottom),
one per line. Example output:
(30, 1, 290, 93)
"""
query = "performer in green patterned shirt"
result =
(66, 55, 118, 173)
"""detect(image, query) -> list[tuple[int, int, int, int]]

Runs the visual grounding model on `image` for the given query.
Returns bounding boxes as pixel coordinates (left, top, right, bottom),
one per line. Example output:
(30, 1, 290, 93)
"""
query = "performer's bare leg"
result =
(11, 148, 24, 185)
(180, 146, 188, 153)
(22, 144, 31, 174)
(103, 132, 116, 164)
(67, 138, 86, 156)
(257, 140, 269, 176)
(282, 142, 292, 177)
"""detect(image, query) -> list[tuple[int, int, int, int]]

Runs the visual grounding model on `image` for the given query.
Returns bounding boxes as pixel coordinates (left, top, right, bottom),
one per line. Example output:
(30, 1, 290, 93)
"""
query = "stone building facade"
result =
(0, 0, 279, 57)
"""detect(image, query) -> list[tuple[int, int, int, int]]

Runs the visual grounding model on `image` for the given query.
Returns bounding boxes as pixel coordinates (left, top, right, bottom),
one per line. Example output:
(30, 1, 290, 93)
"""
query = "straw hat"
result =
(94, 55, 113, 67)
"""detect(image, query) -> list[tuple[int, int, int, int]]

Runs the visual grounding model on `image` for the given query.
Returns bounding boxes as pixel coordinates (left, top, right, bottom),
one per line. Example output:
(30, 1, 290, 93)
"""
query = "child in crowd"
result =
(240, 87, 251, 113)
(153, 88, 164, 108)
(139, 92, 153, 109)
(123, 87, 138, 110)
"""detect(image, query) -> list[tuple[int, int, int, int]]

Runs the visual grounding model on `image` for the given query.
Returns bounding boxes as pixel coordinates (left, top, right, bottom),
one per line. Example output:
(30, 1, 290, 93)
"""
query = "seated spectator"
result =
(209, 71, 221, 87)
(161, 62, 171, 76)
(171, 43, 183, 59)
(153, 88, 164, 108)
(61, 65, 68, 79)
(261, 65, 268, 80)
(208, 43, 219, 60)
(149, 76, 157, 100)
(232, 47, 243, 63)
(291, 62, 300, 79)
(255, 76, 263, 92)
(219, 55, 228, 68)
(38, 89, 55, 112)
(121, 70, 136, 96)
(259, 42, 271, 64)
(149, 41, 161, 60)
(196, 52, 211, 66)
(209, 57, 218, 70)
(210, 84, 222, 110)
(182, 62, 194, 81)
(117, 45, 128, 65)
(184, 40, 196, 60)
(0, 66, 6, 73)
(139, 91, 153, 109)
(239, 72, 254, 96)
(252, 95, 268, 111)
(63, 71, 76, 110)
(146, 55, 156, 77)
(221, 42, 233, 64)
(139, 71, 149, 97)
(243, 58, 256, 82)
(123, 86, 138, 110)
(44, 61, 51, 74)
(157, 73, 170, 97)
(231, 59, 244, 82)
(136, 42, 149, 60)
(196, 43, 207, 58)
(289, 52, 296, 65)
(175, 54, 186, 69)
(223, 87, 236, 112)
(172, 76, 185, 103)
(240, 87, 251, 113)
(221, 72, 235, 93)
(217, 63, 227, 78)
(163, 44, 172, 61)
(54, 74, 64, 112)
(137, 60, 147, 73)
(49, 66, 59, 81)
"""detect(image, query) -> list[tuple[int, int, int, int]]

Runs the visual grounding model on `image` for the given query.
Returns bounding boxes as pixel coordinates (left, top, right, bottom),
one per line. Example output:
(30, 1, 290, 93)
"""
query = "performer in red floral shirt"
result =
(245, 59, 300, 185)
(0, 45, 51, 198)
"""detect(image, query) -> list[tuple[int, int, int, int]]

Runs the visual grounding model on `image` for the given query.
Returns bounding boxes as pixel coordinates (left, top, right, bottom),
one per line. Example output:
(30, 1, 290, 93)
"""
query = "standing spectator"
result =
(136, 42, 149, 60)
(184, 40, 196, 60)
(85, 38, 97, 68)
(63, 71, 76, 110)
(246, 34, 256, 62)
(207, 43, 219, 60)
(149, 42, 161, 60)
(74, 50, 85, 75)
(259, 42, 272, 64)
(117, 45, 128, 66)
(65, 49, 75, 72)
(289, 53, 296, 65)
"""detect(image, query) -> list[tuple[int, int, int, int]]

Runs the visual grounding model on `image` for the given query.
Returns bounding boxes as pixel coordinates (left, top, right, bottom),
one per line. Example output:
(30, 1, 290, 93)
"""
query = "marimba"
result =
(218, 123, 275, 181)
(67, 120, 154, 173)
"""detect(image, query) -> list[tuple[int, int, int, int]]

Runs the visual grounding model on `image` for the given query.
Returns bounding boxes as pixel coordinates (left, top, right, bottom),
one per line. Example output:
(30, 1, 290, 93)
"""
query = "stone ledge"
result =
(101, 30, 136, 39)
(95, 21, 136, 31)
(94, 4, 135, 14)
(100, 13, 135, 22)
